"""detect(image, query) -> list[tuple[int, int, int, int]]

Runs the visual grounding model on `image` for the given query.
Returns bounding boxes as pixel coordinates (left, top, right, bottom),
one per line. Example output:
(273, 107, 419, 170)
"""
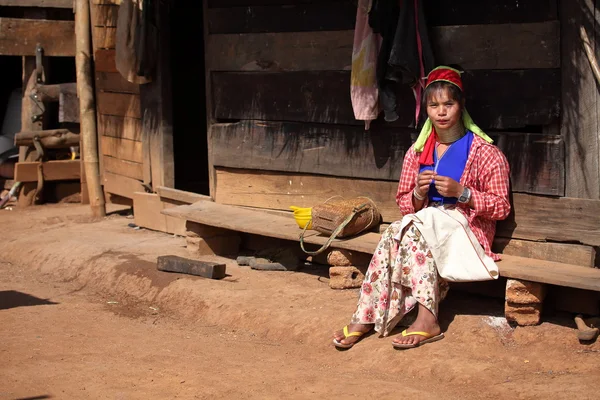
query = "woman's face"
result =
(426, 87, 462, 131)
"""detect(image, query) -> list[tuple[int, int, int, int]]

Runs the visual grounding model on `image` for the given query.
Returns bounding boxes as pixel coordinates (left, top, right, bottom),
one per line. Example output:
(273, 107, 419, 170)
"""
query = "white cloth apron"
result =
(394, 206, 499, 282)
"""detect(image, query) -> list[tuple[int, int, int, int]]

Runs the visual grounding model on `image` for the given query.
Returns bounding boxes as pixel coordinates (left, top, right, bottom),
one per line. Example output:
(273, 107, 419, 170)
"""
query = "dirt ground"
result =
(1, 204, 600, 399)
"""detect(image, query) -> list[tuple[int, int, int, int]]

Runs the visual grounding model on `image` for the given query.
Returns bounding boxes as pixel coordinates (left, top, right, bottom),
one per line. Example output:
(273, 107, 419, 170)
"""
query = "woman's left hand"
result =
(433, 174, 463, 198)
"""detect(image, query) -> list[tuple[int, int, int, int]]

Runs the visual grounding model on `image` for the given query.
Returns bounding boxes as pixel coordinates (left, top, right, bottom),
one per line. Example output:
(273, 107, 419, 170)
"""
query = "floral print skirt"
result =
(350, 221, 449, 336)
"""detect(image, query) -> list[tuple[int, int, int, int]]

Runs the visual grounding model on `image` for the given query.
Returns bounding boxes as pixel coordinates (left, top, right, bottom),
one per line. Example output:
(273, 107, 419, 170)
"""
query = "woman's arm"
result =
(466, 146, 511, 220)
(396, 147, 427, 215)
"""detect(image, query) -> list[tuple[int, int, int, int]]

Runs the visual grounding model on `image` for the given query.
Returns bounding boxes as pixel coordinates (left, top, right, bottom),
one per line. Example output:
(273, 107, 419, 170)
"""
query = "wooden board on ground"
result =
(97, 93, 141, 118)
(101, 136, 143, 163)
(132, 192, 186, 235)
(103, 172, 145, 199)
(156, 186, 212, 205)
(0, 0, 73, 8)
(492, 238, 595, 268)
(14, 160, 80, 182)
(208, 23, 559, 72)
(157, 255, 226, 279)
(210, 121, 565, 195)
(98, 115, 142, 141)
(212, 69, 560, 129)
(103, 156, 143, 181)
(162, 200, 600, 291)
(214, 167, 600, 247)
(0, 18, 75, 56)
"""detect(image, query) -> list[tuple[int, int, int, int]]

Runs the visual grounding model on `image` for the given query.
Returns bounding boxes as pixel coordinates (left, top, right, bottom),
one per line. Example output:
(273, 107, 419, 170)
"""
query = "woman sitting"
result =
(333, 66, 511, 350)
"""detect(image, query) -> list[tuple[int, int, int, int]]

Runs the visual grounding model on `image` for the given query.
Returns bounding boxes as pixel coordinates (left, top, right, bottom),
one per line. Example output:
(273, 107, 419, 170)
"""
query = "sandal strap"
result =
(401, 329, 435, 338)
(343, 325, 365, 338)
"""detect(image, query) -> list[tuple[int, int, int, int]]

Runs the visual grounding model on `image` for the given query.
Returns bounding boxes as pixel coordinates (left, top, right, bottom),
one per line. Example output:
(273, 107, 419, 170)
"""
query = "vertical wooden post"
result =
(203, 0, 216, 199)
(75, 0, 106, 217)
(140, 0, 175, 191)
(561, 0, 600, 198)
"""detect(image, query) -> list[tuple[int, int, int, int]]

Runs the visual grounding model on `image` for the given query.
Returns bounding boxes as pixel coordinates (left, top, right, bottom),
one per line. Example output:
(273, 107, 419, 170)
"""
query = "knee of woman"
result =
(384, 221, 404, 236)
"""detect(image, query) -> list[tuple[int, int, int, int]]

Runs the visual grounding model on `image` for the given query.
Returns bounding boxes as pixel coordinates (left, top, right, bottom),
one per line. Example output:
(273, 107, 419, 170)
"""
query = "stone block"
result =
(505, 302, 542, 326)
(329, 266, 365, 290)
(310, 249, 371, 268)
(506, 279, 547, 304)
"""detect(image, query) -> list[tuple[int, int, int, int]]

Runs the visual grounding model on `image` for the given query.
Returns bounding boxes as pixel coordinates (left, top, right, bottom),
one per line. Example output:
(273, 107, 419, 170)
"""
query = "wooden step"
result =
(162, 201, 600, 292)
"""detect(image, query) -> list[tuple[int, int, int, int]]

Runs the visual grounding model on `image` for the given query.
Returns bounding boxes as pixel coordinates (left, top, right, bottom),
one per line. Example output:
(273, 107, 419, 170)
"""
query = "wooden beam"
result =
(0, 18, 75, 56)
(162, 201, 600, 292)
(208, 23, 559, 72)
(561, 0, 600, 198)
(15, 129, 80, 148)
(214, 167, 600, 247)
(0, 0, 73, 8)
(96, 72, 140, 94)
(210, 121, 565, 196)
(34, 83, 77, 102)
(103, 156, 143, 181)
(103, 171, 145, 199)
(156, 186, 212, 205)
(212, 69, 560, 129)
(15, 160, 81, 182)
(492, 238, 595, 268)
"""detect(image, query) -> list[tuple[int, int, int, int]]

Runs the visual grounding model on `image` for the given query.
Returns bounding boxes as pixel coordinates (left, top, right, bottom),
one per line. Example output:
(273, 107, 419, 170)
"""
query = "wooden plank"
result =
(215, 167, 402, 223)
(431, 22, 560, 70)
(212, 69, 560, 129)
(96, 72, 140, 94)
(94, 49, 117, 72)
(93, 26, 116, 49)
(425, 0, 558, 26)
(492, 238, 595, 268)
(157, 255, 226, 279)
(0, 0, 73, 8)
(162, 201, 600, 291)
(140, 0, 174, 190)
(14, 160, 80, 182)
(214, 167, 600, 247)
(133, 192, 186, 235)
(101, 136, 143, 163)
(561, 0, 600, 198)
(98, 114, 142, 141)
(103, 155, 143, 181)
(497, 194, 600, 246)
(92, 0, 121, 5)
(208, 23, 559, 72)
(156, 186, 213, 205)
(0, 18, 75, 56)
(97, 92, 141, 118)
(210, 121, 565, 195)
(93, 4, 118, 26)
(207, 2, 356, 34)
(103, 171, 144, 199)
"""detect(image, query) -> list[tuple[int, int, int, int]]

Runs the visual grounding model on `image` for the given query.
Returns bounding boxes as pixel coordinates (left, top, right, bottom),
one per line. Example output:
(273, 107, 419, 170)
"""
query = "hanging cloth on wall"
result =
(350, 0, 382, 130)
(368, 0, 435, 126)
(115, 0, 155, 84)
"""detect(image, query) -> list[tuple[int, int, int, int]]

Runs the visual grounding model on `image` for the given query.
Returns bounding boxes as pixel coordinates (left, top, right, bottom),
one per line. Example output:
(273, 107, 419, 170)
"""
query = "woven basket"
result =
(300, 196, 381, 256)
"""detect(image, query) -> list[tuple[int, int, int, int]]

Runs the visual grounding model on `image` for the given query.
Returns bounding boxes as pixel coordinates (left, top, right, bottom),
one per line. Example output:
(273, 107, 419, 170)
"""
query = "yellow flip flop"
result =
(392, 329, 444, 350)
(333, 325, 366, 349)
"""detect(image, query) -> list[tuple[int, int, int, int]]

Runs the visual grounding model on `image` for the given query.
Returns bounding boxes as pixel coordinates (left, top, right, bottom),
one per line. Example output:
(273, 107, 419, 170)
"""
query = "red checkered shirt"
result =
(396, 135, 511, 261)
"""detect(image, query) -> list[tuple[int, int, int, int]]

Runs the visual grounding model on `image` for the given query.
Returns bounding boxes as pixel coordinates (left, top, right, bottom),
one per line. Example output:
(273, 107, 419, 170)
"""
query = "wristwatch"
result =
(458, 187, 471, 204)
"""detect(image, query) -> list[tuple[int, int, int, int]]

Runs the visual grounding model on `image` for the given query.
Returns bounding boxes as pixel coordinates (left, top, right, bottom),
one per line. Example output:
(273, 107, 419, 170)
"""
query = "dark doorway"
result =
(170, 3, 209, 195)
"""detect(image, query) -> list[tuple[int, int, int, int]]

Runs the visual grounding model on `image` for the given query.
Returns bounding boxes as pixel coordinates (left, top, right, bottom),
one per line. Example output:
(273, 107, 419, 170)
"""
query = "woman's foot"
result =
(392, 304, 441, 347)
(332, 323, 373, 347)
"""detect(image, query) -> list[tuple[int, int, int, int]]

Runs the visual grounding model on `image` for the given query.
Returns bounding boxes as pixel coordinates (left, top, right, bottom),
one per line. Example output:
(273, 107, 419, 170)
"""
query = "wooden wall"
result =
(206, 0, 565, 217)
(90, 0, 146, 200)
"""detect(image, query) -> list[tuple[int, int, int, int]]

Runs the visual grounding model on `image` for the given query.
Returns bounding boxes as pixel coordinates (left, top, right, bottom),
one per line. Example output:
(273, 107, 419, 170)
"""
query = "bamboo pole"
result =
(580, 26, 600, 86)
(75, 0, 105, 217)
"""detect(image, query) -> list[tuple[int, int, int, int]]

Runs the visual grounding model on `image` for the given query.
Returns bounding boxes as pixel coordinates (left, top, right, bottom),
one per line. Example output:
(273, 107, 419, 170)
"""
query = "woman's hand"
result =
(433, 174, 463, 198)
(414, 170, 435, 199)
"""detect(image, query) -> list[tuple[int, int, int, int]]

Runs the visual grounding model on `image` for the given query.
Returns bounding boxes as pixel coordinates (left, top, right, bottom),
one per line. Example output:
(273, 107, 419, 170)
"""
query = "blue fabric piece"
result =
(419, 131, 473, 204)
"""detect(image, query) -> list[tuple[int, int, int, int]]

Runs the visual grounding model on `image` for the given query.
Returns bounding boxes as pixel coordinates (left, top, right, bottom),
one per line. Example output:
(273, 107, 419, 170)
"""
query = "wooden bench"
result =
(163, 200, 600, 325)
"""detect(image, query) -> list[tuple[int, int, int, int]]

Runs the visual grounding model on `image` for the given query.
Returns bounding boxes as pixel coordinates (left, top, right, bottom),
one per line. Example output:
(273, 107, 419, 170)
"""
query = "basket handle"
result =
(299, 203, 368, 256)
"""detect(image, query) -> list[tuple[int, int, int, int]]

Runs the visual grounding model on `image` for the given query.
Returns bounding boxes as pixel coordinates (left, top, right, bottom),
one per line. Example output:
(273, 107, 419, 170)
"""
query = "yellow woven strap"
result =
(401, 330, 435, 339)
(343, 326, 364, 338)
